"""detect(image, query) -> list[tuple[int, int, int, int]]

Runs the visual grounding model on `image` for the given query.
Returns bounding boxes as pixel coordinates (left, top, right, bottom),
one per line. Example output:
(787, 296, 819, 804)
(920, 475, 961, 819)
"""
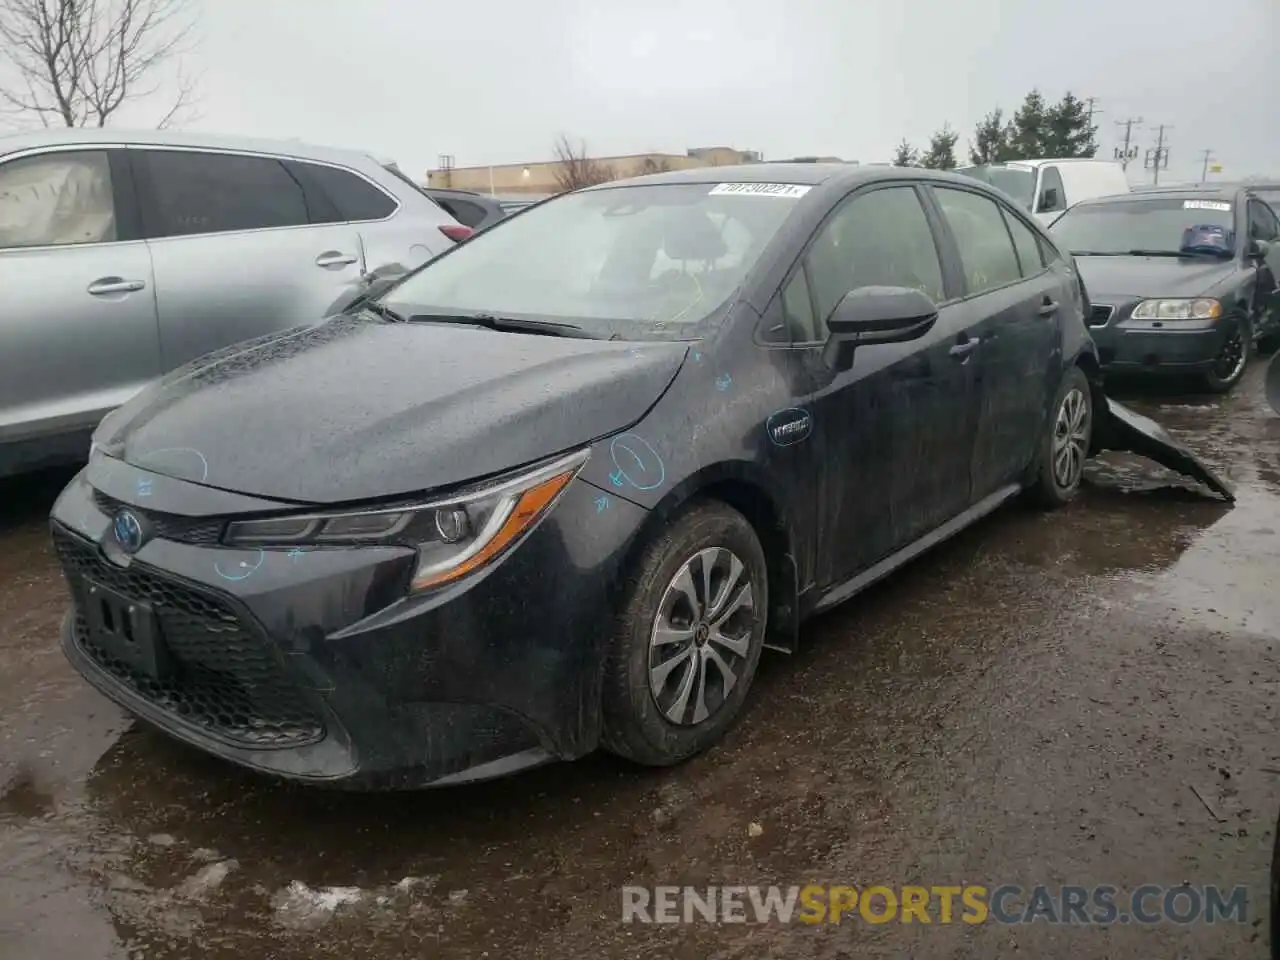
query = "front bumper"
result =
(50, 459, 646, 789)
(1089, 307, 1233, 373)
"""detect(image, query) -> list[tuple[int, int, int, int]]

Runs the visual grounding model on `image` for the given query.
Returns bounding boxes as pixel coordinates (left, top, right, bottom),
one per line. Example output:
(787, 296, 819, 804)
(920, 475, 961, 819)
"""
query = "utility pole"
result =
(1114, 116, 1143, 170)
(1145, 124, 1172, 184)
(1198, 148, 1216, 183)
(1084, 97, 1103, 156)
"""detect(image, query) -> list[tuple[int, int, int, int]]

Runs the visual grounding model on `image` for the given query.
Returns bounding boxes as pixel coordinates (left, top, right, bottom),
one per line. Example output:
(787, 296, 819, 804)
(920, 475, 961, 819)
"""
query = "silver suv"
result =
(0, 129, 464, 479)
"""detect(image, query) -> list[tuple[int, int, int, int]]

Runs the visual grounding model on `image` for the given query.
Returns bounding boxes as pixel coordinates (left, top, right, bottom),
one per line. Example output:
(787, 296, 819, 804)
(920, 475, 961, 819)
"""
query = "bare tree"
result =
(0, 0, 200, 129)
(551, 134, 615, 192)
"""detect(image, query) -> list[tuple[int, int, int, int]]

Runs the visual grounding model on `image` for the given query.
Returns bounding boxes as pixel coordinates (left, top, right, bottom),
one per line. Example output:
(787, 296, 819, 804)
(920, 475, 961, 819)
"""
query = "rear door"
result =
(782, 182, 976, 584)
(0, 147, 160, 455)
(132, 147, 367, 369)
(928, 185, 1063, 499)
(1246, 197, 1280, 333)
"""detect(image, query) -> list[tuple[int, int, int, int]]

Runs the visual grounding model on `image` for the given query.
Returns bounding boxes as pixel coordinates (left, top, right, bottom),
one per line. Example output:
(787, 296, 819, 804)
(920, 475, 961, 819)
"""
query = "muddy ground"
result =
(2, 364, 1278, 959)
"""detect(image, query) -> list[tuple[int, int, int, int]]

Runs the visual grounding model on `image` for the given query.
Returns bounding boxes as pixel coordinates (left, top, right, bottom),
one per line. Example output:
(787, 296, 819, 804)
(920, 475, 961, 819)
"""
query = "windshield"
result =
(956, 165, 1036, 208)
(1049, 197, 1236, 256)
(383, 182, 808, 340)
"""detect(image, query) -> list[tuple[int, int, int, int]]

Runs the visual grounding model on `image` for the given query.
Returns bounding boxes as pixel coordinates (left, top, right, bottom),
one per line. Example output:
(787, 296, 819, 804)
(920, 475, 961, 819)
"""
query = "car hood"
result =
(93, 314, 689, 504)
(1074, 255, 1237, 300)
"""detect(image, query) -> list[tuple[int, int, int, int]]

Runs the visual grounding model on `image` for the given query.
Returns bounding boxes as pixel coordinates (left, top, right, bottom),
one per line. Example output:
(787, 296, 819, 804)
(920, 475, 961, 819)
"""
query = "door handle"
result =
(1038, 299, 1060, 316)
(87, 278, 145, 296)
(315, 251, 358, 268)
(949, 337, 980, 360)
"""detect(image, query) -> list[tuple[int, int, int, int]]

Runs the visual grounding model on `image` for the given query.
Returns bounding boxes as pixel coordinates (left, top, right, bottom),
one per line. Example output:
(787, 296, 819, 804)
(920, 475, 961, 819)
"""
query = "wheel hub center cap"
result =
(693, 622, 710, 646)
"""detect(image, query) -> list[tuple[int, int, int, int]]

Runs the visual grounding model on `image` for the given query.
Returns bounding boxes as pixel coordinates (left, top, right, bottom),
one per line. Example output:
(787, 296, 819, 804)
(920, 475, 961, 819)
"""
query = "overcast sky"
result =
(40, 0, 1280, 183)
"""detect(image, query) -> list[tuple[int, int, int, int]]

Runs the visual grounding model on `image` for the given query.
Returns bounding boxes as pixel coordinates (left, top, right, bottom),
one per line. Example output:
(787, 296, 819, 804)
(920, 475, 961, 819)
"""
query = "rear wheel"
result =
(601, 501, 767, 766)
(1029, 366, 1093, 509)
(1203, 319, 1250, 393)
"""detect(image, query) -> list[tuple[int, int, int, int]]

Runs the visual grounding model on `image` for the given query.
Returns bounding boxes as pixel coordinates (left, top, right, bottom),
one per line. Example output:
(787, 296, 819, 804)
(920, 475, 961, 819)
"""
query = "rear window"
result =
(288, 162, 397, 222)
(1049, 197, 1235, 256)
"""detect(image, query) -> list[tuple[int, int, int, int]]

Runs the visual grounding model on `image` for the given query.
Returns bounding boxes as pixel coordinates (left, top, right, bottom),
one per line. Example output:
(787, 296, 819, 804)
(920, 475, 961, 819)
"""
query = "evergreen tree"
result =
(892, 139, 919, 167)
(1007, 90, 1049, 159)
(920, 125, 959, 170)
(969, 108, 1012, 164)
(1043, 92, 1098, 158)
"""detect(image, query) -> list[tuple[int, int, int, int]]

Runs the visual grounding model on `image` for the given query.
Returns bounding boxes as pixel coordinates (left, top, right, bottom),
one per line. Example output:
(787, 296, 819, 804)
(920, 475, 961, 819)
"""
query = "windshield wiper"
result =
(359, 300, 406, 322)
(406, 312, 596, 338)
(1127, 249, 1203, 258)
(1071, 251, 1127, 257)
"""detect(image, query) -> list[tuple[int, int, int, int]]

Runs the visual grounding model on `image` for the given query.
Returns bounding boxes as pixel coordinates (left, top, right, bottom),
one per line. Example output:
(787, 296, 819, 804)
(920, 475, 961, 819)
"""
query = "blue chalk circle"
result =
(608, 434, 666, 491)
(766, 408, 813, 447)
(594, 494, 610, 514)
(136, 477, 154, 498)
(136, 447, 209, 483)
(692, 350, 703, 362)
(286, 547, 308, 561)
(214, 550, 266, 582)
(715, 373, 733, 392)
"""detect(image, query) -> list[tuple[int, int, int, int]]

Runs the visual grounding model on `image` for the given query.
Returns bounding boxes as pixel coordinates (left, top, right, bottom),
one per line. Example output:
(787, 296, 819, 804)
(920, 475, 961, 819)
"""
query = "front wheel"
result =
(1203, 318, 1250, 393)
(1029, 366, 1093, 509)
(601, 500, 768, 767)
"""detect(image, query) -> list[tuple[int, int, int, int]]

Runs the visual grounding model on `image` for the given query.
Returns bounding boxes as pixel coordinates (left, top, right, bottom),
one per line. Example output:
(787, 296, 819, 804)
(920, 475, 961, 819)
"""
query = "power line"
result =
(1113, 116, 1143, 169)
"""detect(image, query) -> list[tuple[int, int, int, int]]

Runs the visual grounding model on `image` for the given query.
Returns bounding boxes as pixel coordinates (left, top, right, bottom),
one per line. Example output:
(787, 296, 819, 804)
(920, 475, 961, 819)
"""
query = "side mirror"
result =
(822, 286, 939, 371)
(1247, 238, 1271, 260)
(1037, 188, 1060, 212)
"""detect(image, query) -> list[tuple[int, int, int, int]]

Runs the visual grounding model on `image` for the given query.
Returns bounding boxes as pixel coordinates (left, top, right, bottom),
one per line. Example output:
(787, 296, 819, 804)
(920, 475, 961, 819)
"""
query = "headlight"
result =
(224, 448, 589, 591)
(1131, 298, 1221, 321)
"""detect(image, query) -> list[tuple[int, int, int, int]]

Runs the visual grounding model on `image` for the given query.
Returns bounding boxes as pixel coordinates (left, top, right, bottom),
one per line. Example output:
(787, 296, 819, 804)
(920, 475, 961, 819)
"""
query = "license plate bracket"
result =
(83, 579, 172, 680)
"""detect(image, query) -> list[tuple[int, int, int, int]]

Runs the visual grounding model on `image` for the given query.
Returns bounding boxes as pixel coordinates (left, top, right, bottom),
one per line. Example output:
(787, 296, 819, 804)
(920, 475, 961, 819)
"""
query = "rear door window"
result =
(0, 150, 117, 248)
(288, 161, 397, 223)
(1002, 208, 1047, 277)
(932, 187, 1023, 294)
(139, 150, 309, 238)
(1037, 166, 1067, 214)
(1248, 199, 1279, 242)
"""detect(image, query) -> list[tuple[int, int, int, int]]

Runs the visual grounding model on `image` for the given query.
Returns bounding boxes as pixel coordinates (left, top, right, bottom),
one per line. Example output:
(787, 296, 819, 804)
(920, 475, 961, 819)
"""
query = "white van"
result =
(955, 159, 1131, 226)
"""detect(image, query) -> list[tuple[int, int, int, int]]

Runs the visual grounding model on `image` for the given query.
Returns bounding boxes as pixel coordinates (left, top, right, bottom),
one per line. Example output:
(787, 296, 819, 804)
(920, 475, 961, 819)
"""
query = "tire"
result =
(601, 500, 768, 766)
(1202, 317, 1250, 393)
(1028, 366, 1093, 509)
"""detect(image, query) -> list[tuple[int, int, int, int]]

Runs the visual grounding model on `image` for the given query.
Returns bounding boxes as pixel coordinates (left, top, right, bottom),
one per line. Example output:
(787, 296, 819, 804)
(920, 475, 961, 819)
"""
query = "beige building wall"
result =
(426, 146, 763, 194)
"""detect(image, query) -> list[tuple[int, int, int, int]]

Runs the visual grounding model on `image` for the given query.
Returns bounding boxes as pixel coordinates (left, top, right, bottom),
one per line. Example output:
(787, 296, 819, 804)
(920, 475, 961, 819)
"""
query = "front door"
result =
(928, 185, 1064, 497)
(0, 148, 160, 459)
(786, 182, 977, 586)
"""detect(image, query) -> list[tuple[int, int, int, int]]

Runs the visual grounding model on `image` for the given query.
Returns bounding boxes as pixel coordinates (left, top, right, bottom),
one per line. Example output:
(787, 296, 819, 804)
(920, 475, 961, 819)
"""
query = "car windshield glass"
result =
(956, 165, 1036, 208)
(383, 182, 807, 340)
(1050, 197, 1235, 256)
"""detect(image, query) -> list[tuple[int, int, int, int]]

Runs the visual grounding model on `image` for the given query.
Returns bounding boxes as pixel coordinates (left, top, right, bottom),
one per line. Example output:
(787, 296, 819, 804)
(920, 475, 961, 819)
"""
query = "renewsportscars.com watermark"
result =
(621, 884, 1250, 925)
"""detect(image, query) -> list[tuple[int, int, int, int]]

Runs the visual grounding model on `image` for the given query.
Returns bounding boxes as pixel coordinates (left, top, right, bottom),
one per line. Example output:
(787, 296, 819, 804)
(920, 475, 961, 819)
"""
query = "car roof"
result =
(1076, 186, 1240, 206)
(0, 127, 380, 166)
(583, 163, 1001, 192)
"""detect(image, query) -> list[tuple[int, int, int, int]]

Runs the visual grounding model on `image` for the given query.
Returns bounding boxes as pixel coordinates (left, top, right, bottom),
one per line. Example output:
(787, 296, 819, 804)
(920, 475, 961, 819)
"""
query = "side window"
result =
(804, 185, 944, 338)
(1037, 166, 1066, 213)
(933, 187, 1023, 295)
(140, 150, 308, 237)
(1248, 200, 1279, 242)
(289, 162, 397, 223)
(1002, 208, 1046, 277)
(0, 150, 116, 249)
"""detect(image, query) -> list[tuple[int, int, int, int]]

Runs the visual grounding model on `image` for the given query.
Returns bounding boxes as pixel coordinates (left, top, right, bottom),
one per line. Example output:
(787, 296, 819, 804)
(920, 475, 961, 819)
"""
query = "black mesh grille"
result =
(54, 528, 324, 749)
(1089, 305, 1115, 327)
(93, 490, 225, 545)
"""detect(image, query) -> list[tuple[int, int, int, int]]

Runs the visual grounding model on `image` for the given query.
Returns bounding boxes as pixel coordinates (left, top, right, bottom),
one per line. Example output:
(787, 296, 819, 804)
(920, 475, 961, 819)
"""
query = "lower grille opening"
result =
(1089, 305, 1115, 327)
(55, 528, 324, 749)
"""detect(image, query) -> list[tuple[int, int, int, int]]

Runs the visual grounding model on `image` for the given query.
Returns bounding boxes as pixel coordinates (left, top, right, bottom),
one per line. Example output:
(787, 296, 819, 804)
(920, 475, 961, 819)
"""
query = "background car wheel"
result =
(601, 500, 768, 767)
(1029, 366, 1093, 509)
(1203, 318, 1250, 393)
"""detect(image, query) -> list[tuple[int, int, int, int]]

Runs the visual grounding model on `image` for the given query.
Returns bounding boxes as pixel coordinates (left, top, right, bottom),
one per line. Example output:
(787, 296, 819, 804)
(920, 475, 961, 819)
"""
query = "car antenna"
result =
(356, 233, 373, 284)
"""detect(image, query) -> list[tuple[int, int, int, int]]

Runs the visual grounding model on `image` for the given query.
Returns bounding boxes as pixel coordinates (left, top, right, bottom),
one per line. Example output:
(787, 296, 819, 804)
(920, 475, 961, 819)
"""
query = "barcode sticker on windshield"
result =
(708, 183, 811, 198)
(1183, 200, 1231, 211)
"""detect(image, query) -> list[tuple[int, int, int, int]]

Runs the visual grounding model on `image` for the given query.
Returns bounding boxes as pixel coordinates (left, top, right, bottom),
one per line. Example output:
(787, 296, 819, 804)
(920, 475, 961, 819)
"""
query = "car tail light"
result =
(439, 224, 473, 242)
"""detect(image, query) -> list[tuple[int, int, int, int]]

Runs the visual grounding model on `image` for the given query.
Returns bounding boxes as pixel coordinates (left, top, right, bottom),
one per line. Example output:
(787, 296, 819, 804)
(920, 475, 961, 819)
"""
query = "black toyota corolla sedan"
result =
(51, 165, 1126, 788)
(1049, 185, 1280, 391)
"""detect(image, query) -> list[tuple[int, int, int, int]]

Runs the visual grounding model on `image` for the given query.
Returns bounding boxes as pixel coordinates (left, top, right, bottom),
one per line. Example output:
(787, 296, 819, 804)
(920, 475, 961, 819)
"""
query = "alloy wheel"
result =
(1052, 387, 1090, 490)
(1213, 328, 1247, 383)
(648, 546, 756, 726)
